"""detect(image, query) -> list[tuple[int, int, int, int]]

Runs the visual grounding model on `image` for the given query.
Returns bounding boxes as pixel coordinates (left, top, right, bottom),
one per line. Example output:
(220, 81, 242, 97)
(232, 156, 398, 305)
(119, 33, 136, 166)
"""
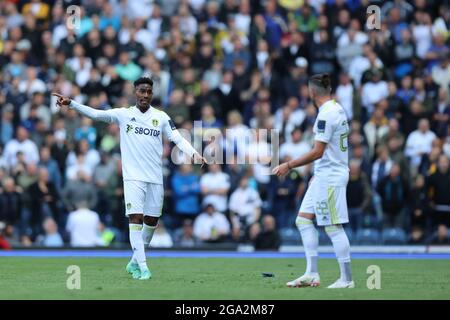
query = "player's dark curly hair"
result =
(134, 77, 153, 88)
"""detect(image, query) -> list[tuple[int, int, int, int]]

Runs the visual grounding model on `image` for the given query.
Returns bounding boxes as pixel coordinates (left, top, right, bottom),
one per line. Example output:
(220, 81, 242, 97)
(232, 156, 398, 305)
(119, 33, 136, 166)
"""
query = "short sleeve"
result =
(162, 112, 177, 139)
(314, 112, 334, 143)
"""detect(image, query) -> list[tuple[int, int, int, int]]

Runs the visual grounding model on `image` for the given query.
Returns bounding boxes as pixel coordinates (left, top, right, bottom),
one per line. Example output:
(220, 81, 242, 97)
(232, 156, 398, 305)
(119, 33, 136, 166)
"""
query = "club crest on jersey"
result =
(126, 124, 134, 133)
(317, 120, 326, 133)
(127, 203, 132, 210)
(152, 119, 159, 127)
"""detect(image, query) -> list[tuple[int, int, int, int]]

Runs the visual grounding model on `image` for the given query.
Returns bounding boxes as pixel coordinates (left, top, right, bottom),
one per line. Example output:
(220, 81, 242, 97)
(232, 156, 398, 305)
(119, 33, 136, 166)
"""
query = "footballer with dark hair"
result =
(273, 73, 354, 288)
(53, 77, 206, 280)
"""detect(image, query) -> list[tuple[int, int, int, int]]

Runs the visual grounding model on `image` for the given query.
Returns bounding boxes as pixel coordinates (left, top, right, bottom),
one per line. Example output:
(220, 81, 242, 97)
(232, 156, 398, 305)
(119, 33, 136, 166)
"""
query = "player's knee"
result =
(298, 212, 315, 220)
(325, 224, 343, 235)
(296, 216, 313, 227)
(144, 216, 159, 227)
(129, 214, 144, 224)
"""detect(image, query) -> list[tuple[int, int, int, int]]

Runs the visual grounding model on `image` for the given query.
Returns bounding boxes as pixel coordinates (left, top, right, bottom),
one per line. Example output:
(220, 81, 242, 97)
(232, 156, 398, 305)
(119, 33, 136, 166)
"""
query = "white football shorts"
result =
(299, 178, 348, 226)
(123, 180, 164, 217)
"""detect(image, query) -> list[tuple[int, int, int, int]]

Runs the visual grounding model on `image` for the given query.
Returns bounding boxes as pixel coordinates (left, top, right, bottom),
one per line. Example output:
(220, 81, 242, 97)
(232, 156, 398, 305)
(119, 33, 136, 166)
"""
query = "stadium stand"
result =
(0, 0, 449, 249)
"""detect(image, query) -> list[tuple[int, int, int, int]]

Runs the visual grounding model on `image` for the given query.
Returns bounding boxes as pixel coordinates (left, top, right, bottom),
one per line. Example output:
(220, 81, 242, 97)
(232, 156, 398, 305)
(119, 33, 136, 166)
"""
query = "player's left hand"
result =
(272, 163, 290, 177)
(193, 153, 208, 168)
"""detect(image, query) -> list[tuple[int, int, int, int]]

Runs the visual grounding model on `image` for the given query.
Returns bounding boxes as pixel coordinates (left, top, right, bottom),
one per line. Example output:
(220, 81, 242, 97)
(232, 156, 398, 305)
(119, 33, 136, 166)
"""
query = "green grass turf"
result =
(0, 257, 449, 300)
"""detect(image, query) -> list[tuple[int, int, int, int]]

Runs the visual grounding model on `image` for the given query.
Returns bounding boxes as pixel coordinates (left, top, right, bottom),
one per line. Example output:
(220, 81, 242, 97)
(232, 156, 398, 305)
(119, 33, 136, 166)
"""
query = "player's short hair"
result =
(308, 73, 332, 96)
(134, 77, 153, 88)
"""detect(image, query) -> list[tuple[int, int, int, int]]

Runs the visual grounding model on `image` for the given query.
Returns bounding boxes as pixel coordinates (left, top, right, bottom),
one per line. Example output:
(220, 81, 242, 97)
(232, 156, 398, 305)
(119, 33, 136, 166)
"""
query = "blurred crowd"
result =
(1, 0, 450, 249)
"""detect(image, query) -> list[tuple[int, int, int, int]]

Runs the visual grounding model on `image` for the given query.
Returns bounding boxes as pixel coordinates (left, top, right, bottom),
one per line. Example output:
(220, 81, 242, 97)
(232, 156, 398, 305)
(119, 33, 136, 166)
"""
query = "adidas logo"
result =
(131, 117, 136, 122)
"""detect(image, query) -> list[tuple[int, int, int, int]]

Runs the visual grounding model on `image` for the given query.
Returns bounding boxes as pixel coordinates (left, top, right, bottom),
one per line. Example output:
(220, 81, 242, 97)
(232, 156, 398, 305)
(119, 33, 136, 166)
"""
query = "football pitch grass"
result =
(1, 257, 449, 300)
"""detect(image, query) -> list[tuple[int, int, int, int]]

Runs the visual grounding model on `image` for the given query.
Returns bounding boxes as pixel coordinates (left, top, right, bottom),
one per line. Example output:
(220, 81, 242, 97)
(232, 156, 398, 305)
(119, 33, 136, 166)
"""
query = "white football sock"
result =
(129, 224, 148, 271)
(296, 216, 319, 275)
(325, 225, 352, 282)
(142, 223, 157, 246)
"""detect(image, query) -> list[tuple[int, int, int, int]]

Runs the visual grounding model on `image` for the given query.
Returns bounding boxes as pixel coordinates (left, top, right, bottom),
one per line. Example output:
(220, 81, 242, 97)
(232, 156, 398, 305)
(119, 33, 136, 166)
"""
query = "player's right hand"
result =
(52, 93, 71, 107)
(272, 163, 290, 177)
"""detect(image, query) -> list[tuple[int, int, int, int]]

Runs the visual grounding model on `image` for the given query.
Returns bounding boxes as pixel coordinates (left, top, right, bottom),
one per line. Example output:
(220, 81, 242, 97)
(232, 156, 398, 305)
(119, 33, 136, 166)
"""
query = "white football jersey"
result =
(313, 99, 350, 186)
(69, 102, 197, 184)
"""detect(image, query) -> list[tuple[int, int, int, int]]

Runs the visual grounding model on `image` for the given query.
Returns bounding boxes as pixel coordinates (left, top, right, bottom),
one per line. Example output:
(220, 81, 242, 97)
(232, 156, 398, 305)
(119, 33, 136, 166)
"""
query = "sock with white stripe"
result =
(129, 224, 148, 272)
(325, 225, 352, 282)
(295, 216, 319, 275)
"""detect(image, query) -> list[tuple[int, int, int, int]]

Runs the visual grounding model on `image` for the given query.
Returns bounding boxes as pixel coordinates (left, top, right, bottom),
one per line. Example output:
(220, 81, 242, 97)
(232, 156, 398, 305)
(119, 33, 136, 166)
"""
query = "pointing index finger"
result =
(51, 93, 63, 99)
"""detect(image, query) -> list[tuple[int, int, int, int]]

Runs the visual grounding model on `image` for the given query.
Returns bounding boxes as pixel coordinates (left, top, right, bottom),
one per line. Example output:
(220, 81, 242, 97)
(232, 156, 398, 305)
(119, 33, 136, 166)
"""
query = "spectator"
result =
(419, 143, 442, 177)
(174, 219, 198, 248)
(114, 51, 142, 82)
(426, 154, 450, 227)
(229, 176, 262, 239)
(363, 106, 389, 160)
(347, 159, 373, 232)
(224, 156, 247, 192)
(246, 130, 272, 190)
(200, 163, 230, 213)
(409, 174, 428, 230)
(74, 118, 97, 149)
(100, 123, 120, 153)
(371, 145, 393, 189)
(335, 73, 354, 120)
(397, 75, 415, 106)
(15, 160, 39, 191)
(66, 201, 104, 247)
(193, 203, 231, 242)
(361, 69, 389, 117)
(200, 104, 223, 129)
(166, 89, 190, 126)
(377, 163, 409, 229)
(268, 163, 304, 229)
(0, 177, 22, 230)
(408, 225, 426, 244)
(431, 54, 450, 89)
(433, 88, 450, 138)
(427, 224, 450, 245)
(1, 105, 14, 146)
(62, 170, 98, 213)
(0, 222, 12, 250)
(171, 164, 201, 227)
(405, 118, 437, 169)
(26, 167, 61, 239)
(385, 82, 404, 119)
(93, 151, 116, 224)
(412, 11, 433, 60)
(2, 126, 39, 169)
(19, 91, 51, 130)
(393, 28, 415, 79)
(309, 29, 336, 77)
(38, 217, 64, 247)
(225, 110, 252, 160)
(66, 139, 100, 178)
(279, 127, 311, 176)
(253, 215, 281, 250)
(149, 221, 173, 248)
(38, 145, 62, 190)
(274, 97, 306, 144)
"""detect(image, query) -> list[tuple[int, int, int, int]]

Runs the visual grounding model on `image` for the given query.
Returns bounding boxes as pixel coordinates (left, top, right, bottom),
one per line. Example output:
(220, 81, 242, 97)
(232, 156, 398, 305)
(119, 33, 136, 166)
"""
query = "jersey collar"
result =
(135, 105, 153, 116)
(319, 99, 335, 112)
